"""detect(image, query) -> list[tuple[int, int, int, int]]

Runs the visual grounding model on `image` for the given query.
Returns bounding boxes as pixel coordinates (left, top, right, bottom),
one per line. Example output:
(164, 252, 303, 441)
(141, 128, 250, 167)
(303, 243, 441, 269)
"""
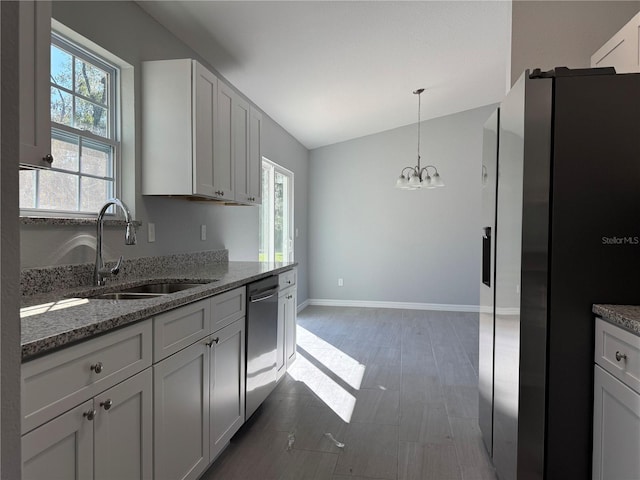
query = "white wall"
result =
(309, 104, 496, 309)
(511, 1, 640, 85)
(19, 1, 310, 302)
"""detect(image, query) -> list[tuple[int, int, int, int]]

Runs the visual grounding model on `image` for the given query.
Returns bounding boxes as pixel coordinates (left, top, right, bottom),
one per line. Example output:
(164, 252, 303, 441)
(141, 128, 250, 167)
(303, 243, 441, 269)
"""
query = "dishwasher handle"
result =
(249, 287, 279, 303)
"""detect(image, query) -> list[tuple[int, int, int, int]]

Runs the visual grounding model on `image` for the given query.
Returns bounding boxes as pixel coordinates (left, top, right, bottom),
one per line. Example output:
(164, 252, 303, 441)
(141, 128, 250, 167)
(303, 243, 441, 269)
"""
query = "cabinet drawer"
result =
(595, 317, 640, 393)
(211, 287, 245, 332)
(278, 269, 296, 290)
(154, 298, 211, 362)
(22, 319, 152, 434)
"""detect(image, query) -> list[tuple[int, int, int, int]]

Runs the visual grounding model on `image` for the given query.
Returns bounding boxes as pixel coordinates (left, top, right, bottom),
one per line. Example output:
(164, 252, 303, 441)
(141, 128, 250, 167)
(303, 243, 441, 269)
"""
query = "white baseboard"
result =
(297, 299, 311, 313)
(306, 298, 479, 313)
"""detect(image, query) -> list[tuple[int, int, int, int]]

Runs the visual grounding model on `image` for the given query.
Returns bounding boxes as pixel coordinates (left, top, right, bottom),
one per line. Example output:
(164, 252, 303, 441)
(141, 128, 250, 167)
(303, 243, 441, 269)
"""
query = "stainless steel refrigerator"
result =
(479, 67, 640, 480)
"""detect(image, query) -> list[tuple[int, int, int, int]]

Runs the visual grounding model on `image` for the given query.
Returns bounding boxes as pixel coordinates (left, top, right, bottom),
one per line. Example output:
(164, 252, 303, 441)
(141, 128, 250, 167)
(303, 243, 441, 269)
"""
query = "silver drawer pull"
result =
(615, 351, 627, 362)
(83, 410, 97, 421)
(90, 362, 104, 374)
(100, 399, 113, 411)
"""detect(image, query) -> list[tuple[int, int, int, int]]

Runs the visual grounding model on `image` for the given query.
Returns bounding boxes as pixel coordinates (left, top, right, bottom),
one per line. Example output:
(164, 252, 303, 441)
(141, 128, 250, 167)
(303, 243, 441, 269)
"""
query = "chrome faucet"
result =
(94, 198, 137, 286)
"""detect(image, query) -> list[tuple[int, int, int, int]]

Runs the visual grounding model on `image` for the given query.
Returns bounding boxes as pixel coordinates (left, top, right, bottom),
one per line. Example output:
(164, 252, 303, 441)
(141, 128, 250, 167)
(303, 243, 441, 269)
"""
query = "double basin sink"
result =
(89, 280, 217, 300)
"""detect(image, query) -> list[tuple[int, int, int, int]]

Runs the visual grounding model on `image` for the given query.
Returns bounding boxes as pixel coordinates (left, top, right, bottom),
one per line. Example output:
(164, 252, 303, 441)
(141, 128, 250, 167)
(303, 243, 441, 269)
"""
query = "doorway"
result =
(259, 158, 293, 263)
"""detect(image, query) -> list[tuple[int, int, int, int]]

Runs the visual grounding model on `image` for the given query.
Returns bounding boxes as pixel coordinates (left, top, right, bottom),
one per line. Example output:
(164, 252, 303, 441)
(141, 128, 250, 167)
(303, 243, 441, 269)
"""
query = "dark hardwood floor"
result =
(201, 306, 496, 480)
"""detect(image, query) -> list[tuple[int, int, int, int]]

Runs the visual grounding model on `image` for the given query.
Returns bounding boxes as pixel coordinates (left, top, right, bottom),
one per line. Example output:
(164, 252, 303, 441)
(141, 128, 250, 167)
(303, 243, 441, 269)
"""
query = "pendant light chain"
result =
(394, 88, 444, 190)
(417, 90, 421, 168)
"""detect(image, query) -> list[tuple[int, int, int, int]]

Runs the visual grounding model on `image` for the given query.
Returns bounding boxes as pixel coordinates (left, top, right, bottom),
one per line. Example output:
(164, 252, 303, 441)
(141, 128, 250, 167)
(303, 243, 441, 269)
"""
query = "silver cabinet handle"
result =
(100, 399, 113, 411)
(91, 362, 104, 374)
(205, 337, 220, 348)
(83, 410, 97, 421)
(615, 351, 627, 362)
(43, 154, 54, 165)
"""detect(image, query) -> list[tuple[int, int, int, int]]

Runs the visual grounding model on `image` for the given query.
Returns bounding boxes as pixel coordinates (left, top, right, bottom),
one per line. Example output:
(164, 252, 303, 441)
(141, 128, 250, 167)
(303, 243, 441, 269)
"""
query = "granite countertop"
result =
(593, 304, 640, 337)
(21, 261, 296, 361)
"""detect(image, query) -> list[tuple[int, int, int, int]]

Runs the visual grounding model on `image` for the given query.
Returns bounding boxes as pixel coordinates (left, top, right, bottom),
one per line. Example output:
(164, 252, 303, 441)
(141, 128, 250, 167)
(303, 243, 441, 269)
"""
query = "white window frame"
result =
(20, 30, 121, 217)
(260, 157, 294, 263)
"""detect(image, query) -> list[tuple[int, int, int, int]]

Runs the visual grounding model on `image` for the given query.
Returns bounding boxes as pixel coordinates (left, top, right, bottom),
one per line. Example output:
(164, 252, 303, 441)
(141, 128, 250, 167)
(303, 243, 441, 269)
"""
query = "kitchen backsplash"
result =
(21, 249, 229, 296)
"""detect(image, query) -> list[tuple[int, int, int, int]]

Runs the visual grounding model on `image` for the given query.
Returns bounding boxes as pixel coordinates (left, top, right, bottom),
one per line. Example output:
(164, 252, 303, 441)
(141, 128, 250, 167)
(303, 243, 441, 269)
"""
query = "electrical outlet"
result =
(338, 278, 344, 287)
(148, 223, 156, 243)
(200, 224, 207, 241)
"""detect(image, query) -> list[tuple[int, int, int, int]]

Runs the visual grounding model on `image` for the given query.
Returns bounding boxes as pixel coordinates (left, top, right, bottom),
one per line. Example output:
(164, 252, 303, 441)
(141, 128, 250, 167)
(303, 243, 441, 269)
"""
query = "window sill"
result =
(20, 216, 142, 228)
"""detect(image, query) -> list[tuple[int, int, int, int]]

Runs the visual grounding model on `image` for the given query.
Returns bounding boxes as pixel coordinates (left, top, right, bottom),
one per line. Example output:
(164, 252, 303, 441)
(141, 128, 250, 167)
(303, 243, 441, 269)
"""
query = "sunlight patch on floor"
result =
(288, 354, 357, 423)
(296, 326, 366, 390)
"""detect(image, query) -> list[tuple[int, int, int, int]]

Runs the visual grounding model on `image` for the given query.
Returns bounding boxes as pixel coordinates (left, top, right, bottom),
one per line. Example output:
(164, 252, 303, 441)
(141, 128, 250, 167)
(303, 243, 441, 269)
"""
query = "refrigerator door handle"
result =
(482, 226, 491, 287)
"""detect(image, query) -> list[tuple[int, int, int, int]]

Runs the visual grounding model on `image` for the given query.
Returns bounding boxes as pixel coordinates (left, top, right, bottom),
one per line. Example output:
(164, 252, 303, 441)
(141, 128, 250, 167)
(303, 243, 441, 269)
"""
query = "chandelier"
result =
(395, 88, 444, 189)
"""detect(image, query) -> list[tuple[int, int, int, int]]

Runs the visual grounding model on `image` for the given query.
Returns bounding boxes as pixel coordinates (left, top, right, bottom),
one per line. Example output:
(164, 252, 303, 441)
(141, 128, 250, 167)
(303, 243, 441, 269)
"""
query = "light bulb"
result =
(432, 173, 445, 187)
(395, 175, 408, 189)
(408, 173, 421, 187)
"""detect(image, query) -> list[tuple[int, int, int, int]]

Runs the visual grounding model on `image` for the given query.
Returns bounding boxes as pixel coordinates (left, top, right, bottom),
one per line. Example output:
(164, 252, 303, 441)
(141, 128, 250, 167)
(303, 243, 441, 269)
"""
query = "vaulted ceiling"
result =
(138, 1, 512, 150)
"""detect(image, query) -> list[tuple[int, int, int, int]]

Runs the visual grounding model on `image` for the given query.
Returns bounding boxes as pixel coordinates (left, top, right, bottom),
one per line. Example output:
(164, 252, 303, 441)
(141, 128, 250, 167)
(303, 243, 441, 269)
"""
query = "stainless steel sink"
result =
(90, 292, 167, 300)
(114, 282, 213, 294)
(88, 280, 217, 300)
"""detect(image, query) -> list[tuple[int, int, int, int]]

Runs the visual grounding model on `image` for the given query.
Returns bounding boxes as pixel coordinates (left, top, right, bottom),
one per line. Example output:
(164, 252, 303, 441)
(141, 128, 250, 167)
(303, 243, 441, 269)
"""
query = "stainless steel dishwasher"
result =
(245, 276, 279, 418)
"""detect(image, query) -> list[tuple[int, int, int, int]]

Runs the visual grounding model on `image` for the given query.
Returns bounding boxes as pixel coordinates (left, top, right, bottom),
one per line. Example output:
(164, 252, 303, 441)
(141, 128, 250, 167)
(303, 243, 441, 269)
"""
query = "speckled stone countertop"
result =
(593, 304, 640, 337)
(21, 260, 296, 361)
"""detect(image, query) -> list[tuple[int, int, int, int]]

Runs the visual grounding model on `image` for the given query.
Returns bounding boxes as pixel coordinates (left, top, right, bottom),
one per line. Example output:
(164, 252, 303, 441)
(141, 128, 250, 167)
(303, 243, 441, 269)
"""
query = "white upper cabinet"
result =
(234, 99, 262, 205)
(248, 107, 263, 205)
(214, 81, 236, 201)
(193, 62, 221, 198)
(19, 0, 53, 169)
(142, 59, 262, 203)
(233, 94, 251, 204)
(142, 59, 233, 201)
(591, 12, 640, 73)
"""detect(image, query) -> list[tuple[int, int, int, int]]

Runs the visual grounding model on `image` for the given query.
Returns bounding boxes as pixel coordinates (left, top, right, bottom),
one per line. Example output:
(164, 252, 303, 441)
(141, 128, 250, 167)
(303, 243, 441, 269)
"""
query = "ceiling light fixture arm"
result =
(394, 88, 444, 190)
(419, 164, 439, 179)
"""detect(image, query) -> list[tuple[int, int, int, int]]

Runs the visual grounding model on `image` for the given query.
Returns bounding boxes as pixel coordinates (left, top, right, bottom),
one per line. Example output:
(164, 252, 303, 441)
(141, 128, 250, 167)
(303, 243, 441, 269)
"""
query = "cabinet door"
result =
(213, 82, 235, 201)
(22, 400, 93, 480)
(94, 368, 153, 480)
(285, 289, 297, 367)
(247, 106, 263, 205)
(154, 341, 210, 480)
(19, 0, 52, 168)
(209, 318, 246, 461)
(22, 318, 152, 435)
(591, 12, 640, 73)
(593, 365, 640, 480)
(233, 95, 251, 204)
(276, 294, 287, 381)
(192, 61, 219, 198)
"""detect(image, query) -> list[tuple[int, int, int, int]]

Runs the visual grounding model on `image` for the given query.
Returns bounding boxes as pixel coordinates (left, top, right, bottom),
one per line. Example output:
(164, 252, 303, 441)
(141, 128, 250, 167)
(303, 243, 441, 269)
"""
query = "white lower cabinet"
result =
(592, 365, 640, 479)
(94, 369, 153, 480)
(285, 289, 297, 368)
(21, 283, 257, 480)
(209, 319, 245, 461)
(154, 341, 210, 480)
(153, 288, 246, 480)
(277, 268, 298, 381)
(22, 368, 153, 480)
(22, 400, 93, 480)
(593, 318, 640, 480)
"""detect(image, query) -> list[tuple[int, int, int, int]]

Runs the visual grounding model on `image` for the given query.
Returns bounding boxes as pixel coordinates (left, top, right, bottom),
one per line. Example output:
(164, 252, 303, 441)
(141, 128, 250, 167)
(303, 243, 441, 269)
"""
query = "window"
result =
(20, 32, 119, 214)
(259, 159, 294, 263)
